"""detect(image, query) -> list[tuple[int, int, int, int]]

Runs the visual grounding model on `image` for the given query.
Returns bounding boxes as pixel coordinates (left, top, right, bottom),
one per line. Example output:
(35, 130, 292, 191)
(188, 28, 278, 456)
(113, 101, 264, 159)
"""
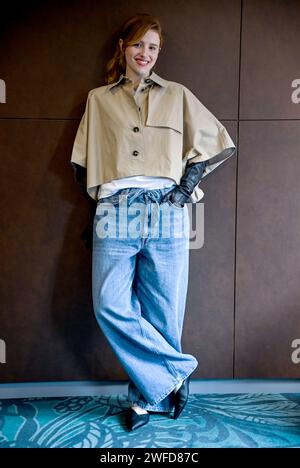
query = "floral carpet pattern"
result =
(1, 393, 300, 448)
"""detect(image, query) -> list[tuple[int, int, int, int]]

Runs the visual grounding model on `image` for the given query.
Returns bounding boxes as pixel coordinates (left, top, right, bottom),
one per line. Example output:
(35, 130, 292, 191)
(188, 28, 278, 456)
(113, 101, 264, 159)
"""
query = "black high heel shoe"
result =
(173, 376, 190, 419)
(125, 408, 150, 431)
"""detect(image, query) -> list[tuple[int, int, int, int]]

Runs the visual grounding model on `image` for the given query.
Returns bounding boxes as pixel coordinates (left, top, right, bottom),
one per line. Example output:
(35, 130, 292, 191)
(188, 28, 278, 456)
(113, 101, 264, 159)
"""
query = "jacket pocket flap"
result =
(145, 115, 183, 133)
(146, 88, 183, 133)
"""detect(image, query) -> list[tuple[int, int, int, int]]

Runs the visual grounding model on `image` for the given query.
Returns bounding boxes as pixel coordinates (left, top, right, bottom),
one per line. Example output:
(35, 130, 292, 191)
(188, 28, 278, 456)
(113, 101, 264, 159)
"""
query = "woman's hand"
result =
(161, 187, 189, 207)
(161, 160, 207, 207)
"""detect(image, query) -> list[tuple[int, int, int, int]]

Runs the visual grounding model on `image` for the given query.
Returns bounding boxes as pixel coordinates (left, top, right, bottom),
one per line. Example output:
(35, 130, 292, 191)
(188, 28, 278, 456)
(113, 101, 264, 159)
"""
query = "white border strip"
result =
(0, 379, 300, 399)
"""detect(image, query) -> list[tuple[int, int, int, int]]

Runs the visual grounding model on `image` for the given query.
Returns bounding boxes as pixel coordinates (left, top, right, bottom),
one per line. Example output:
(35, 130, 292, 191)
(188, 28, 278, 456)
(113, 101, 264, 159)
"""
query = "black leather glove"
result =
(80, 202, 96, 252)
(71, 162, 88, 197)
(161, 160, 207, 207)
(71, 162, 96, 251)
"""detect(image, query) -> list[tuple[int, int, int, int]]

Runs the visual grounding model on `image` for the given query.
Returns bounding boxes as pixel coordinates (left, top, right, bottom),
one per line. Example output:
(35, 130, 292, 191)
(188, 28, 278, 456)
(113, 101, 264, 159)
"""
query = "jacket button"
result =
(132, 150, 139, 157)
(133, 127, 139, 132)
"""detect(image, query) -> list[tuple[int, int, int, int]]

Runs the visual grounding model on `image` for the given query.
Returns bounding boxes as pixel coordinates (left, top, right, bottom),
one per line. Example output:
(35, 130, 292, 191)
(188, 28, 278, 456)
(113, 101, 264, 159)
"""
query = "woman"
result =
(71, 13, 236, 431)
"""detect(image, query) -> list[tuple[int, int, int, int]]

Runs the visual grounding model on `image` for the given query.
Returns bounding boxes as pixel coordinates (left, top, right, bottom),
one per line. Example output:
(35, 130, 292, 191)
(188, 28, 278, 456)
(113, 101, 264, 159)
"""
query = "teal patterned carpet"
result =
(1, 393, 300, 448)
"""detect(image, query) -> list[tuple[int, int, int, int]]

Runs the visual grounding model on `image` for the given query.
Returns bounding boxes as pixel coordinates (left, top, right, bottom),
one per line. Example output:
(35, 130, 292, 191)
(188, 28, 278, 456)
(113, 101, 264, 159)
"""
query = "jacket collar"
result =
(105, 70, 168, 92)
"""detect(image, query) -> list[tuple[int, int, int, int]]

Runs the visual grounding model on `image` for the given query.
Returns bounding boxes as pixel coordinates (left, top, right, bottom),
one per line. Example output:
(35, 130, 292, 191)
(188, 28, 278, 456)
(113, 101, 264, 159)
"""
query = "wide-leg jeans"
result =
(92, 185, 198, 412)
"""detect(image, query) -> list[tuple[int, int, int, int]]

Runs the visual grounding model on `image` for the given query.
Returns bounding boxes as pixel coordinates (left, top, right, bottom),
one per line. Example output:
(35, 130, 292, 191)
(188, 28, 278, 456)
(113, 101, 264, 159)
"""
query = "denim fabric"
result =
(92, 185, 198, 412)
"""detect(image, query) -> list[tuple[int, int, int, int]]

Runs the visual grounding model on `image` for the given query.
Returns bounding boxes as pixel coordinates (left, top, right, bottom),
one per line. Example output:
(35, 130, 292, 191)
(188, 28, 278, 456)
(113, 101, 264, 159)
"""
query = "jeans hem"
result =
(141, 408, 172, 413)
(143, 361, 198, 407)
(129, 398, 173, 412)
(131, 400, 173, 412)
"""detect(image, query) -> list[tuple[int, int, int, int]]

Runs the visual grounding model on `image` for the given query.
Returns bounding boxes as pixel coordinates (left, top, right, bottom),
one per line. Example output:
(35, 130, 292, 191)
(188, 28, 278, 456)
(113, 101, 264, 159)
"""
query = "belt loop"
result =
(153, 200, 160, 229)
(142, 193, 149, 237)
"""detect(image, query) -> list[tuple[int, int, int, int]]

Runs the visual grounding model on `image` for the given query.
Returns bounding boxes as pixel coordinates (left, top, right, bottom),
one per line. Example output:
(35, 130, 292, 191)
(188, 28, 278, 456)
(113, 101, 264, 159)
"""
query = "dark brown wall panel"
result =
(241, 0, 300, 119)
(236, 121, 300, 377)
(187, 122, 237, 378)
(0, 119, 128, 382)
(0, 0, 240, 119)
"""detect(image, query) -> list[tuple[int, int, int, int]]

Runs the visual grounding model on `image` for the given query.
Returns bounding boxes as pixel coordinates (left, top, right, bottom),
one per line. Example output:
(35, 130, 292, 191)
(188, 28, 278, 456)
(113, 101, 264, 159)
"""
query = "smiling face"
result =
(119, 29, 161, 83)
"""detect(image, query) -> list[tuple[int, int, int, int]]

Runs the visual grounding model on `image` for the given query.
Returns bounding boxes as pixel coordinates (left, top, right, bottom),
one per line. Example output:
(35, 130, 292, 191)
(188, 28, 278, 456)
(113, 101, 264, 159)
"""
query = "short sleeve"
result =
(182, 86, 236, 202)
(70, 90, 93, 171)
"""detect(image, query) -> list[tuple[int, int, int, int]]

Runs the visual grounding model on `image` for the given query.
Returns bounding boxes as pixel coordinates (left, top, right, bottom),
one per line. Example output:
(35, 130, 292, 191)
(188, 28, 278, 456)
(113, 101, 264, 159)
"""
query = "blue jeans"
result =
(92, 185, 198, 412)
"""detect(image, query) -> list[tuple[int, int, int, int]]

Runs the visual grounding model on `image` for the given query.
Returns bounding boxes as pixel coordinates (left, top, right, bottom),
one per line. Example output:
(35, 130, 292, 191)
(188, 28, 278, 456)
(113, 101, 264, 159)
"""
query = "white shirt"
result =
(97, 175, 176, 199)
